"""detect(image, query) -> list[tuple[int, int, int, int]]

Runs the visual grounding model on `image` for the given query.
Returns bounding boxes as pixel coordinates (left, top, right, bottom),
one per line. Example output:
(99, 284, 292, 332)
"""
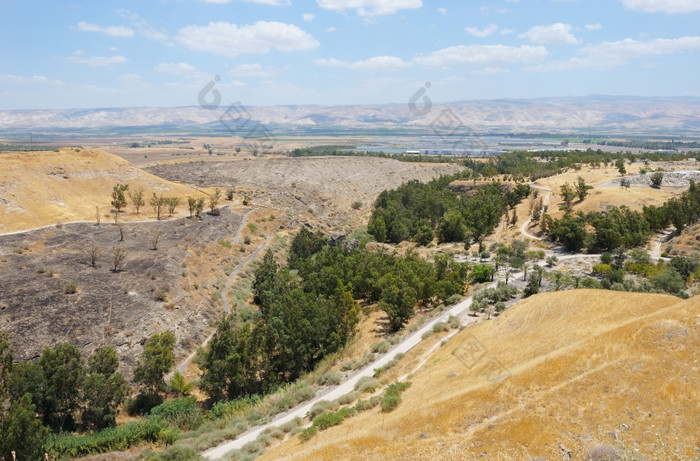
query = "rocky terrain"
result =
(602, 169, 700, 188)
(146, 156, 464, 229)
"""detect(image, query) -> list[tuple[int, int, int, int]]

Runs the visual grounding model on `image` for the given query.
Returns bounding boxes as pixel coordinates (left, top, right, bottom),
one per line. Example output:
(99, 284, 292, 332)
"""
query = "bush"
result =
(309, 400, 338, 420)
(313, 407, 355, 430)
(155, 289, 168, 302)
(337, 391, 360, 405)
(354, 376, 379, 394)
(298, 426, 317, 442)
(150, 396, 204, 431)
(317, 371, 343, 386)
(126, 393, 164, 416)
(45, 416, 173, 458)
(64, 281, 78, 294)
(371, 340, 390, 354)
(351, 201, 362, 210)
(243, 235, 252, 245)
(592, 263, 612, 275)
(432, 322, 449, 333)
(381, 381, 411, 412)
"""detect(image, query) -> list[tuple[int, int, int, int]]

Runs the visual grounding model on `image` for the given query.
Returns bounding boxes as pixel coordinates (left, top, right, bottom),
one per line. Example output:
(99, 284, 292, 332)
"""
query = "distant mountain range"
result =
(1, 95, 699, 135)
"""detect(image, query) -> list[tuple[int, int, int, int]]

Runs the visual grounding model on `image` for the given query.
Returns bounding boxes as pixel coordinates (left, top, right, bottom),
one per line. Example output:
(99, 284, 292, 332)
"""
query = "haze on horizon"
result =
(1, 0, 700, 111)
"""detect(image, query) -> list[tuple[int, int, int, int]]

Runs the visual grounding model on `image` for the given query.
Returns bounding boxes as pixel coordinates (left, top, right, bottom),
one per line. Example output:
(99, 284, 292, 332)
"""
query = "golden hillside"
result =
(0, 148, 203, 233)
(261, 290, 699, 460)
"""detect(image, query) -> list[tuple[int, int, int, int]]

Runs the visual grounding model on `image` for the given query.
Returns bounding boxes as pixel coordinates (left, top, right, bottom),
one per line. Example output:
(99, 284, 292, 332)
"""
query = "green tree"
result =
(615, 158, 627, 176)
(0, 394, 48, 461)
(198, 315, 252, 402)
(253, 249, 279, 315)
(111, 183, 129, 213)
(560, 183, 576, 212)
(134, 331, 176, 395)
(576, 176, 588, 202)
(378, 275, 417, 331)
(187, 196, 197, 219)
(129, 188, 145, 214)
(82, 346, 128, 429)
(367, 216, 387, 242)
(38, 343, 85, 431)
(438, 210, 466, 243)
(150, 193, 167, 220)
(209, 188, 222, 214)
(0, 331, 11, 399)
(471, 264, 496, 283)
(166, 197, 181, 216)
(650, 171, 664, 188)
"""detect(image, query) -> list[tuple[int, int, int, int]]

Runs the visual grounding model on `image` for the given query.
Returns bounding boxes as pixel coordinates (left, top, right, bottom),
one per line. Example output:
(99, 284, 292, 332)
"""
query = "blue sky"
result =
(1, 0, 699, 110)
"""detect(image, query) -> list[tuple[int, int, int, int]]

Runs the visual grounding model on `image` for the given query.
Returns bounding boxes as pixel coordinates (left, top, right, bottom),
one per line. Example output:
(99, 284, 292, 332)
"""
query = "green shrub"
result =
(433, 322, 449, 333)
(313, 407, 355, 431)
(309, 400, 338, 420)
(279, 417, 302, 433)
(298, 426, 317, 442)
(337, 391, 360, 405)
(592, 263, 612, 275)
(354, 376, 379, 394)
(381, 381, 411, 413)
(150, 396, 204, 431)
(126, 393, 164, 416)
(45, 416, 173, 458)
(371, 340, 390, 354)
(317, 371, 343, 386)
(218, 240, 232, 248)
(64, 281, 78, 294)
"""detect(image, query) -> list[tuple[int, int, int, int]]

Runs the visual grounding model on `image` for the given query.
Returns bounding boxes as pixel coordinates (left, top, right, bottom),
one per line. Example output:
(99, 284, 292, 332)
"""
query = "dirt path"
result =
(520, 184, 551, 241)
(167, 208, 265, 378)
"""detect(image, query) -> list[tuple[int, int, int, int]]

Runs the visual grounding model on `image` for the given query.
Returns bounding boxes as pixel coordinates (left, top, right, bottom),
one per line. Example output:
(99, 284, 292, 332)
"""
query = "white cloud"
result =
(155, 62, 196, 74)
(585, 23, 603, 30)
(316, 55, 412, 70)
(521, 23, 580, 45)
(175, 21, 319, 57)
(303, 13, 315, 21)
(620, 0, 700, 13)
(317, 0, 422, 17)
(465, 23, 498, 38)
(228, 63, 281, 78)
(414, 44, 548, 66)
(115, 9, 169, 41)
(74, 21, 134, 37)
(531, 35, 700, 71)
(500, 28, 514, 35)
(67, 53, 128, 68)
(437, 7, 447, 15)
(327, 26, 337, 32)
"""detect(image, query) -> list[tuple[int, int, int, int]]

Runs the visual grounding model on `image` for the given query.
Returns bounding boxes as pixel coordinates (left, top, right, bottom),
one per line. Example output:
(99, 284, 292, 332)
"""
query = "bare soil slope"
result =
(0, 148, 203, 234)
(145, 156, 464, 229)
(261, 290, 699, 460)
(0, 209, 246, 374)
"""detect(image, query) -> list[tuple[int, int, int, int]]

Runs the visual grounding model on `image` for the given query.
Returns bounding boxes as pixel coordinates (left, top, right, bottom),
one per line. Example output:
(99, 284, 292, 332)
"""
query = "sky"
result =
(1, 0, 699, 110)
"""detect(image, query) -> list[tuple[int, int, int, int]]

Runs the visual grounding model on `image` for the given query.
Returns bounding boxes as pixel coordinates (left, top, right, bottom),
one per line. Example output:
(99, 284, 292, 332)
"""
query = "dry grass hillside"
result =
(0, 148, 204, 233)
(261, 290, 699, 460)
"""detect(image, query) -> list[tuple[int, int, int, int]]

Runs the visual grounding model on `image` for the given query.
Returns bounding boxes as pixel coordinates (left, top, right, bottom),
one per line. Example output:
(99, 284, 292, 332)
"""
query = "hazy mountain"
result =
(1, 95, 699, 135)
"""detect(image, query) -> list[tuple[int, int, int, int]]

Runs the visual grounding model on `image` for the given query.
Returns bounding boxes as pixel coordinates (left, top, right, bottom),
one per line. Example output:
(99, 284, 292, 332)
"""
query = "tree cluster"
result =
(544, 180, 700, 253)
(198, 228, 470, 402)
(367, 175, 530, 248)
(0, 337, 128, 460)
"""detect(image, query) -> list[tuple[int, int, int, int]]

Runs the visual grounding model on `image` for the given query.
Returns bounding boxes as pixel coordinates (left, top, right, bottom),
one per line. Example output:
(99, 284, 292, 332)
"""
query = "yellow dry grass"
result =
(0, 148, 204, 233)
(260, 290, 700, 460)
